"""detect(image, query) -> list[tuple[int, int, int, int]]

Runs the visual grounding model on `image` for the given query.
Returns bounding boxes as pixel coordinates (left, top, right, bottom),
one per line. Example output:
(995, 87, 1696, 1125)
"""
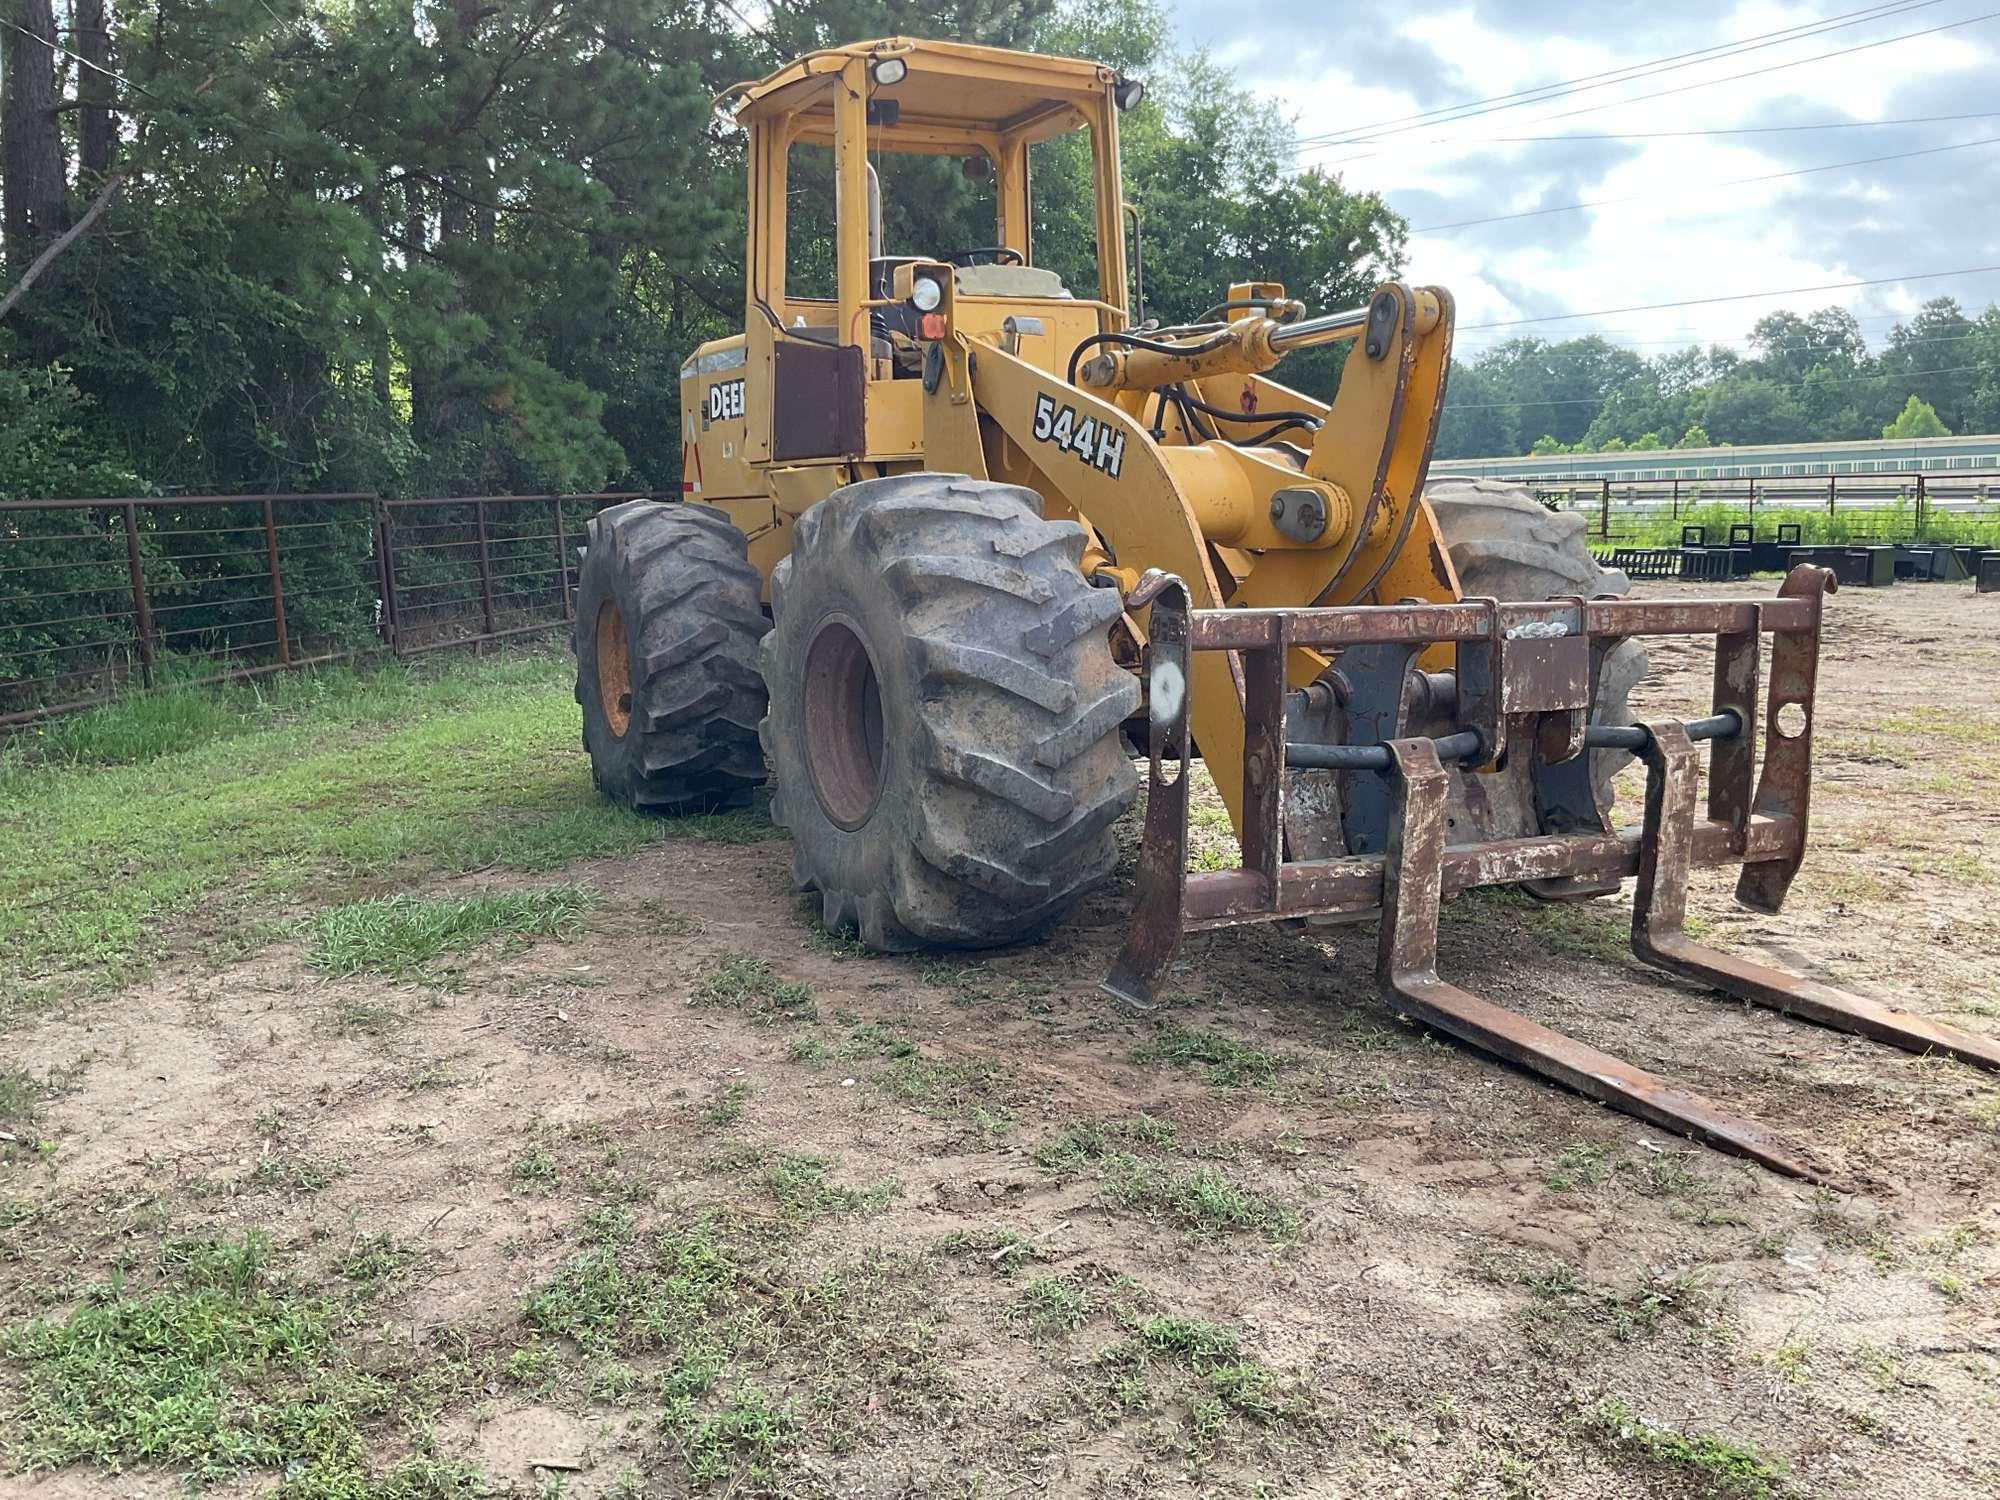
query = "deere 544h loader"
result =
(574, 37, 1998, 1178)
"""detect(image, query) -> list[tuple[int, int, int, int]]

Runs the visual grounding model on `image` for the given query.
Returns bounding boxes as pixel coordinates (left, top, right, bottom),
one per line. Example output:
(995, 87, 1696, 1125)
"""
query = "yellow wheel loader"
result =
(573, 37, 1999, 1178)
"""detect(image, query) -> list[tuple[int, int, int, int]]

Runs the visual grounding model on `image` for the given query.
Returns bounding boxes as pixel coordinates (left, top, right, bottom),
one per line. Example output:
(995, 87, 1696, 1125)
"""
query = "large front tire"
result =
(1424, 478, 1647, 836)
(760, 474, 1140, 951)
(574, 500, 769, 815)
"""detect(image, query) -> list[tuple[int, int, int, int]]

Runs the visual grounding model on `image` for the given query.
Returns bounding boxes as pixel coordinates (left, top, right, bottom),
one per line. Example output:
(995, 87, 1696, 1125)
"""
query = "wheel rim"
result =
(803, 617, 884, 830)
(594, 599, 633, 738)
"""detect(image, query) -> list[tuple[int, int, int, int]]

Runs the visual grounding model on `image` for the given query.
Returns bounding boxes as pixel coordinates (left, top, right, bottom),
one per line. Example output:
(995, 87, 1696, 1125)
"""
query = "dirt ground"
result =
(4, 577, 1999, 1498)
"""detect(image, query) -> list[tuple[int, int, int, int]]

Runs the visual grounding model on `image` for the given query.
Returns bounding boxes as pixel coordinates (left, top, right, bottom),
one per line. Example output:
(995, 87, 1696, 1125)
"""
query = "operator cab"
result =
(705, 36, 1140, 466)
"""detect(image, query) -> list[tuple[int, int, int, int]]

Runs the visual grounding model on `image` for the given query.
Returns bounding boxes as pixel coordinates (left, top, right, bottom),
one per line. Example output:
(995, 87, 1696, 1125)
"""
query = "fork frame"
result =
(1105, 565, 1997, 1180)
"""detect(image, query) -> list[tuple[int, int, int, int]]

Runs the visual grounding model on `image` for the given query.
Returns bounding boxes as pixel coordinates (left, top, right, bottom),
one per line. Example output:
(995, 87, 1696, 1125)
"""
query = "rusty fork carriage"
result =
(1106, 565, 2000, 1181)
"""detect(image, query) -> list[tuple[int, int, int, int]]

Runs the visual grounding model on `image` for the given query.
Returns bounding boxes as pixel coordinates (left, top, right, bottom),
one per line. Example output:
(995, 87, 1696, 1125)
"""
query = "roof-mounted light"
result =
(1114, 76, 1145, 111)
(871, 55, 908, 86)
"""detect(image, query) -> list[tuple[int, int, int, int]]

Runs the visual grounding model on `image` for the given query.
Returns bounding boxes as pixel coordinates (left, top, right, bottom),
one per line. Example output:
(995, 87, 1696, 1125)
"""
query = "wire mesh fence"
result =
(1, 491, 652, 728)
(1509, 471, 2000, 548)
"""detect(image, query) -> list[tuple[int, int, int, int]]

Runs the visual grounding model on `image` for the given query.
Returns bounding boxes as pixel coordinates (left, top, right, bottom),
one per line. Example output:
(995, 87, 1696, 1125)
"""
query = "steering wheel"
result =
(946, 246, 1025, 267)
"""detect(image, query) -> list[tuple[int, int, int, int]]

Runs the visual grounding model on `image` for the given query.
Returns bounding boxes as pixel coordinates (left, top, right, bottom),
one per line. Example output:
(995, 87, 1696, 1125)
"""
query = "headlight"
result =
(910, 276, 942, 312)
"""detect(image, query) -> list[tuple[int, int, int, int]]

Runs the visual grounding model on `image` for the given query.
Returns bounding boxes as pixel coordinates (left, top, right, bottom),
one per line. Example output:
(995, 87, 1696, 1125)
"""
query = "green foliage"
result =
(1131, 1025, 1286, 1088)
(1581, 1398, 1786, 1498)
(0, 0, 1402, 506)
(302, 885, 595, 976)
(0, 1231, 481, 1494)
(0, 653, 758, 1011)
(1441, 295, 2000, 458)
(1883, 394, 1950, 440)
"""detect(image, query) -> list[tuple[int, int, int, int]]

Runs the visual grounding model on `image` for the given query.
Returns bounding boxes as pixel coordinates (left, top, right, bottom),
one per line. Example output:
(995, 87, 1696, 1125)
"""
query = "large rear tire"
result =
(574, 500, 769, 815)
(760, 474, 1140, 951)
(1424, 478, 1647, 835)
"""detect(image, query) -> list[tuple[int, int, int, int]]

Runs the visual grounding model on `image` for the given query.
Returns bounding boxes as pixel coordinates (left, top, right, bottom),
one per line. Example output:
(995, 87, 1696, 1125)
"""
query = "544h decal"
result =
(1032, 393, 1125, 479)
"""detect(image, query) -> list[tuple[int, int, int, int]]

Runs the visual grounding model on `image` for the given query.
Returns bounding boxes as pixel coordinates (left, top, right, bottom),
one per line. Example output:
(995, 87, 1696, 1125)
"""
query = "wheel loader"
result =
(574, 36, 1998, 1180)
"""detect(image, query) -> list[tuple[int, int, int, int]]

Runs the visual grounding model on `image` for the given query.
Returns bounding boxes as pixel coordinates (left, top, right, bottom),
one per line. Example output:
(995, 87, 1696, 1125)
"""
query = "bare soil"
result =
(5, 577, 1999, 1498)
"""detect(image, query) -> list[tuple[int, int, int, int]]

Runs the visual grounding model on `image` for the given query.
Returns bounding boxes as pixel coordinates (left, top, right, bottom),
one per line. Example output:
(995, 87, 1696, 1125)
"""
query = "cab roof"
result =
(717, 36, 1116, 145)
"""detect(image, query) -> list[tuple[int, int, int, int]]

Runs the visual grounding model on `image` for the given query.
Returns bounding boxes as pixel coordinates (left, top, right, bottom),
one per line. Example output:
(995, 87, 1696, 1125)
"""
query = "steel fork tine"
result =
(1633, 720, 2000, 1073)
(1377, 736, 1830, 1183)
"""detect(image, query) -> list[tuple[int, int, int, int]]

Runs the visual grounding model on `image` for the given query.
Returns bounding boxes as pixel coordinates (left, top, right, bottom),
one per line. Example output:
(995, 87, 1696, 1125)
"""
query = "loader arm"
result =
(926, 278, 1463, 831)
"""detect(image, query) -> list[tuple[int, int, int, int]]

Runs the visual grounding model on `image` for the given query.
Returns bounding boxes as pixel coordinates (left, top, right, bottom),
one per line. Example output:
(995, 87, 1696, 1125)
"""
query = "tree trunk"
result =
(76, 0, 114, 180)
(2, 0, 68, 262)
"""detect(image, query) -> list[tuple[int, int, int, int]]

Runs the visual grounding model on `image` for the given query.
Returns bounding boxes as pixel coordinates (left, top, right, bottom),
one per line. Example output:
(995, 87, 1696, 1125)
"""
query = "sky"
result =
(1167, 0, 2000, 363)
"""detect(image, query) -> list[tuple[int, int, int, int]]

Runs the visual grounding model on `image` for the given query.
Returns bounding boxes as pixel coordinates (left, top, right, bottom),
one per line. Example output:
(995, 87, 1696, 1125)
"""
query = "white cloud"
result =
(1172, 1, 2000, 354)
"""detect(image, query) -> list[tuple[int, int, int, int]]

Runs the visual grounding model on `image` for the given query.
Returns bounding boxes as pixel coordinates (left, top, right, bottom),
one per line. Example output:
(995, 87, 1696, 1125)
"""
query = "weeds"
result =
(703, 1082, 752, 1128)
(691, 955, 816, 1024)
(1581, 1397, 1785, 1498)
(1, 1230, 479, 1493)
(1008, 1274, 1093, 1337)
(1133, 1026, 1287, 1088)
(1102, 1155, 1299, 1239)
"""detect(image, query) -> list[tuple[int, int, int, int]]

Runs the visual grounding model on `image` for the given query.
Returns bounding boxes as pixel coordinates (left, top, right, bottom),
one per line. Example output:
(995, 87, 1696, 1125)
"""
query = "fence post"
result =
(375, 501, 402, 654)
(475, 497, 497, 643)
(121, 501, 156, 690)
(553, 497, 573, 620)
(262, 496, 291, 667)
(1671, 478, 1679, 520)
(1915, 472, 1927, 536)
(1828, 475, 1836, 519)
(1599, 480, 1610, 539)
(1747, 482, 1756, 528)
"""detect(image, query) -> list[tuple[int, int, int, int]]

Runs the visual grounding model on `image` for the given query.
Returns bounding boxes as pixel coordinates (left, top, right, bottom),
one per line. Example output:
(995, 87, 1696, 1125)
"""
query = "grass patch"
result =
(690, 955, 817, 1025)
(1007, 1274, 1093, 1338)
(0, 1229, 483, 1494)
(1544, 1140, 1616, 1192)
(879, 1051, 1012, 1132)
(302, 884, 594, 977)
(0, 652, 780, 1011)
(1033, 1115, 1178, 1175)
(1462, 885, 1630, 962)
(760, 1151, 899, 1221)
(1100, 1312, 1306, 1427)
(334, 1231, 417, 1292)
(1581, 1397, 1786, 1498)
(704, 1082, 752, 1129)
(522, 1216, 953, 1488)
(1487, 1256, 1726, 1345)
(1132, 1026, 1287, 1089)
(1102, 1155, 1299, 1239)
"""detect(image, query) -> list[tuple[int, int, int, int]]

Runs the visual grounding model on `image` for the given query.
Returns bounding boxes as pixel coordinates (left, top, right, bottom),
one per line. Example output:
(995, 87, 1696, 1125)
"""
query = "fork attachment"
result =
(1105, 565, 1998, 1179)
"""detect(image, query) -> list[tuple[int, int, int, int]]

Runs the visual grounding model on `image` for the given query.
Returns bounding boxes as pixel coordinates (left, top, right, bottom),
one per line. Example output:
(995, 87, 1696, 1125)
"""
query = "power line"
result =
(1411, 132, 2000, 235)
(1295, 4, 1998, 168)
(1527, 8, 1998, 131)
(1459, 264, 2000, 331)
(1292, 1, 1935, 147)
(1297, 110, 2000, 170)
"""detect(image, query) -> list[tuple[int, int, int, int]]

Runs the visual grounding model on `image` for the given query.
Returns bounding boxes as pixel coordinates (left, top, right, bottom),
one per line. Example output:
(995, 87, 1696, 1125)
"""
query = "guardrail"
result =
(1, 491, 654, 729)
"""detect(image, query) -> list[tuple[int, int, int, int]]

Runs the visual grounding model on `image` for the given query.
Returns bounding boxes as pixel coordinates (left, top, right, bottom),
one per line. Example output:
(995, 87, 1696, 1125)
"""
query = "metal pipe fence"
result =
(1501, 470, 2000, 546)
(1, 491, 654, 729)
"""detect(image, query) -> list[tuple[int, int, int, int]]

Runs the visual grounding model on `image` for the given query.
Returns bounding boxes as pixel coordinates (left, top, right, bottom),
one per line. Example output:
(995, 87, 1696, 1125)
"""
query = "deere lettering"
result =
(1031, 392, 1124, 479)
(706, 378, 746, 425)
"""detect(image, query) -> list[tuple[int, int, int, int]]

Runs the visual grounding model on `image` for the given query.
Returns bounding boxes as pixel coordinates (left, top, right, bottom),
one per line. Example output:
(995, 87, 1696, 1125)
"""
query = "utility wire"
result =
(1, 17, 163, 103)
(1525, 9, 1998, 132)
(1292, 1, 1936, 147)
(1459, 264, 2000, 331)
(1412, 132, 2000, 234)
(1294, 5, 1998, 165)
(1299, 110, 2000, 170)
